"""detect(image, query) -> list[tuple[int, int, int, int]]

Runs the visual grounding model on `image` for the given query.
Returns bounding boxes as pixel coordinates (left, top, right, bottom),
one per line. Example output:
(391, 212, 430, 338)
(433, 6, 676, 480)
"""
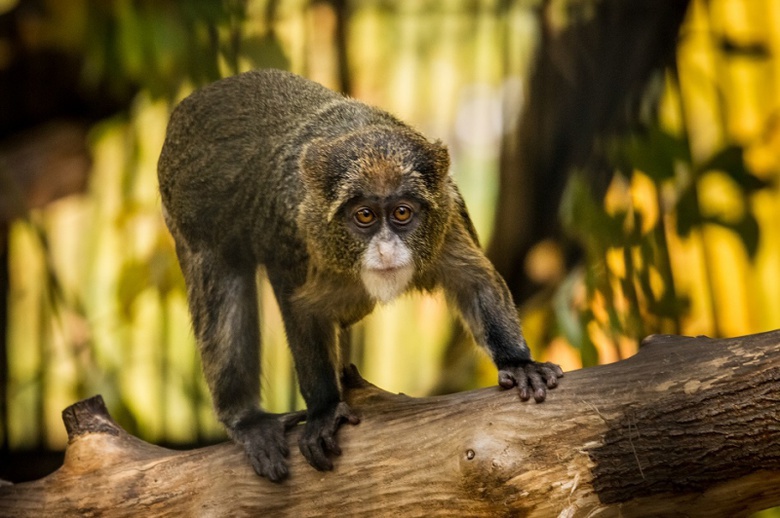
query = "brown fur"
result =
(158, 69, 561, 483)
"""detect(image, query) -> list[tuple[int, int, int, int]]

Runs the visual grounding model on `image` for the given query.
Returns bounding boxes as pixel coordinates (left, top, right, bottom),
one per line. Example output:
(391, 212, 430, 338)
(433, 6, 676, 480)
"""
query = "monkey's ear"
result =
(300, 138, 338, 196)
(300, 139, 352, 222)
(425, 139, 451, 181)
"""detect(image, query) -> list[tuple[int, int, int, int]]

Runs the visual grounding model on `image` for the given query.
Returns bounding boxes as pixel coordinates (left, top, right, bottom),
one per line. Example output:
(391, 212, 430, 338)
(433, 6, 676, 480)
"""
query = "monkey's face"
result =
(344, 195, 418, 302)
(298, 126, 453, 302)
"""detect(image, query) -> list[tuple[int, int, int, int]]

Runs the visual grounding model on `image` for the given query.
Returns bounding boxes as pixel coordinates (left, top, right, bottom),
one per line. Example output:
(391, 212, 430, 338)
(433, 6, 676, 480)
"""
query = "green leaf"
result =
(697, 146, 770, 193)
(560, 173, 625, 251)
(675, 185, 702, 238)
(619, 126, 690, 182)
(580, 339, 599, 367)
(554, 272, 585, 349)
(733, 213, 760, 259)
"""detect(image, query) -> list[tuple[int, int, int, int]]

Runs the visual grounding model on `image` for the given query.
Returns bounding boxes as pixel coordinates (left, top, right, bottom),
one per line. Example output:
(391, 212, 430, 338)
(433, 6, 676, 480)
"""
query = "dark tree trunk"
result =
(0, 223, 7, 456)
(489, 0, 691, 303)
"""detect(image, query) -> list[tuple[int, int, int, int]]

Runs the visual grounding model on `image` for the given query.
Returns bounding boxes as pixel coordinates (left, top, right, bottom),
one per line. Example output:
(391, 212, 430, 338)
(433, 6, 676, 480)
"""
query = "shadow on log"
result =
(1, 331, 779, 517)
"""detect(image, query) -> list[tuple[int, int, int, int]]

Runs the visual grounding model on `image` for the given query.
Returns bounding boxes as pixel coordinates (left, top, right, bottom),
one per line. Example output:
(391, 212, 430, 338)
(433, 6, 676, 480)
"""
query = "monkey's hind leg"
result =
(175, 242, 303, 482)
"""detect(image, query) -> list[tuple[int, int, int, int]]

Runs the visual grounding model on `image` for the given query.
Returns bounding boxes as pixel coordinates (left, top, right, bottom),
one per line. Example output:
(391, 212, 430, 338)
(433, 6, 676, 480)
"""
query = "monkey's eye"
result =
(392, 204, 413, 225)
(354, 207, 377, 227)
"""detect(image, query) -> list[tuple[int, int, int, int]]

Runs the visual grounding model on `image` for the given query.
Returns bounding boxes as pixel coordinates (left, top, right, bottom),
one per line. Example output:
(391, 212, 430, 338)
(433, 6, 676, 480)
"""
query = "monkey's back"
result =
(158, 69, 401, 267)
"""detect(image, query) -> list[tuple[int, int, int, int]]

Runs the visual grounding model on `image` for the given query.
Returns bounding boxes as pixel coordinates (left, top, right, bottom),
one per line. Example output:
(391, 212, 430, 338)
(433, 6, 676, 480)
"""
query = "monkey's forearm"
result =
(439, 226, 563, 401)
(287, 319, 360, 472)
(449, 264, 531, 365)
(456, 271, 563, 401)
(269, 268, 360, 471)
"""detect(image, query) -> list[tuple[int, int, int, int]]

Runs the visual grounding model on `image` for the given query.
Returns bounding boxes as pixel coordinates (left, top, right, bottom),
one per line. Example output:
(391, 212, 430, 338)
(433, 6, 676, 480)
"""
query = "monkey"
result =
(157, 69, 563, 483)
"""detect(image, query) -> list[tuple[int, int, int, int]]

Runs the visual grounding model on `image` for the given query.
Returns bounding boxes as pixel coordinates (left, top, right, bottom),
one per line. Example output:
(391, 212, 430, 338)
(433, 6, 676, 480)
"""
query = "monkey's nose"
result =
(377, 242, 392, 259)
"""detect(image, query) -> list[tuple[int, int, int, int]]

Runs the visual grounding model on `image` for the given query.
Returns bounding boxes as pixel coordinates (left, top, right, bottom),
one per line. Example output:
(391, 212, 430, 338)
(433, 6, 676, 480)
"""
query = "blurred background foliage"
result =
(0, 0, 779, 509)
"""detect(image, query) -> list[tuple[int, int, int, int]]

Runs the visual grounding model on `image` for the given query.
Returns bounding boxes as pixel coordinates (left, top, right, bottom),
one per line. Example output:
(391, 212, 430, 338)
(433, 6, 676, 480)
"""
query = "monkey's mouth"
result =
(360, 264, 414, 304)
(368, 266, 405, 273)
(365, 262, 415, 277)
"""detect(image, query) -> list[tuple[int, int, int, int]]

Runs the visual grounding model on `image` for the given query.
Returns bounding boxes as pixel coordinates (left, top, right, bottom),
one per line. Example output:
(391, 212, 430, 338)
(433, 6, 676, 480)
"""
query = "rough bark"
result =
(1, 331, 779, 517)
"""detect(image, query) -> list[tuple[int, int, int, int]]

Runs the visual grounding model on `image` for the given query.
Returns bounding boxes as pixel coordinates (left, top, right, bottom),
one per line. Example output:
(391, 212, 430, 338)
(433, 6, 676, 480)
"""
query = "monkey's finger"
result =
(269, 445, 292, 477)
(249, 448, 289, 482)
(524, 365, 546, 403)
(281, 410, 307, 429)
(310, 446, 334, 471)
(498, 370, 517, 390)
(300, 437, 333, 471)
(334, 402, 361, 426)
(543, 361, 564, 380)
(512, 370, 531, 401)
(539, 363, 561, 388)
(265, 457, 290, 483)
(248, 452, 266, 477)
(322, 434, 342, 456)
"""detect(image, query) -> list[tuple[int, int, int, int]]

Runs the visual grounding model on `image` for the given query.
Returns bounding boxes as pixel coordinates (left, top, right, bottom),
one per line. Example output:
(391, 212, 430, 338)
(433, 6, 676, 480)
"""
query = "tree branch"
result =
(1, 331, 779, 516)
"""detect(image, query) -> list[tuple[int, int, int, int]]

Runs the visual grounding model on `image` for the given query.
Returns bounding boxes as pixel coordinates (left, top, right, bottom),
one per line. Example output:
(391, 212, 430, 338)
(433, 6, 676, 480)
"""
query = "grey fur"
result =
(158, 69, 562, 482)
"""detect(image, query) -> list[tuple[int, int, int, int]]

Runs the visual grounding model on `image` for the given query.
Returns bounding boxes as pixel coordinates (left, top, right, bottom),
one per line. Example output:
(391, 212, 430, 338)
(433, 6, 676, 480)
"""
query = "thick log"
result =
(1, 331, 779, 517)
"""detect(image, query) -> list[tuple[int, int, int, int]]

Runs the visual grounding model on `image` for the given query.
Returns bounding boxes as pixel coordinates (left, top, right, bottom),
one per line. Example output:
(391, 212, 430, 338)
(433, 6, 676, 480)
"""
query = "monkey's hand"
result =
(229, 410, 306, 482)
(299, 401, 360, 472)
(498, 361, 564, 403)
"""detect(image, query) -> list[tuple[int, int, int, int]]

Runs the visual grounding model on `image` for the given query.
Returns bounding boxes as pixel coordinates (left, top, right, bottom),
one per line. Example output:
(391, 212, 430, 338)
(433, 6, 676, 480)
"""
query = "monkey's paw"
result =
(498, 361, 564, 403)
(230, 410, 306, 483)
(299, 401, 360, 472)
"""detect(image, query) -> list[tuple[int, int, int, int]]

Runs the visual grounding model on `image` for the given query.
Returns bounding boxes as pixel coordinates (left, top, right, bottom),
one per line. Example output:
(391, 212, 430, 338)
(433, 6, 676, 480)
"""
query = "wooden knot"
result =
(61, 395, 122, 442)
